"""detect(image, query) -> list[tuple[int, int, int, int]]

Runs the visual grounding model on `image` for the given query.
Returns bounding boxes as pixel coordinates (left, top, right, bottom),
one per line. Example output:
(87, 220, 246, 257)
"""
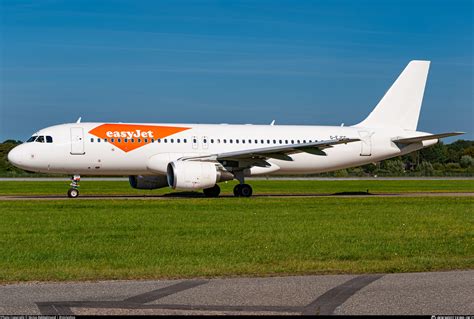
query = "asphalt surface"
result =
(0, 192, 473, 201)
(0, 271, 472, 315)
(1, 177, 473, 181)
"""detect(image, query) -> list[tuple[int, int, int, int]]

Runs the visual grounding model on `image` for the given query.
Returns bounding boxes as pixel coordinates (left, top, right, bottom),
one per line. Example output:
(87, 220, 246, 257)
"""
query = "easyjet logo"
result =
(89, 123, 190, 152)
(106, 130, 154, 139)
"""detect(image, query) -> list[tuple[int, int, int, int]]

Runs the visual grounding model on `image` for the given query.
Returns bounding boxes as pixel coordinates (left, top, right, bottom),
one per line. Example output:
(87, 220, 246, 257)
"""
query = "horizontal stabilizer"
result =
(392, 132, 464, 144)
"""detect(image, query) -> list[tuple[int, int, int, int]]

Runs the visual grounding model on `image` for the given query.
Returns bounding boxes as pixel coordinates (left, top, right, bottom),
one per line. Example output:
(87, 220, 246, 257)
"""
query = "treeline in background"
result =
(1, 139, 473, 177)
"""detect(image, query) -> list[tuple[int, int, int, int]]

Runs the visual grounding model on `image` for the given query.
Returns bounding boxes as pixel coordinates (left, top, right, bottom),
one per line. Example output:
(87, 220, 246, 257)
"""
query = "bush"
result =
(460, 155, 474, 168)
(446, 163, 461, 170)
(417, 161, 434, 176)
(384, 160, 405, 175)
(349, 167, 365, 176)
(333, 169, 349, 177)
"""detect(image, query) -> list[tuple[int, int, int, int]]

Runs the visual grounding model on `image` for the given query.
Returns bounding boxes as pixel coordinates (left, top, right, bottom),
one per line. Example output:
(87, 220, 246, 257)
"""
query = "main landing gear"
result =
(232, 171, 253, 197)
(233, 184, 253, 197)
(68, 175, 80, 198)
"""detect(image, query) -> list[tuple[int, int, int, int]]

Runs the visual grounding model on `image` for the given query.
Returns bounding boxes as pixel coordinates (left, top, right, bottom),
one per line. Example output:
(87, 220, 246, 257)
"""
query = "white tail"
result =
(356, 60, 430, 131)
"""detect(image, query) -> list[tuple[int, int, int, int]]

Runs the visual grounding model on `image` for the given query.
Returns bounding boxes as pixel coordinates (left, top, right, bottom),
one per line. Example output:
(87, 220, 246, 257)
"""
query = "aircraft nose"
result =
(7, 146, 24, 167)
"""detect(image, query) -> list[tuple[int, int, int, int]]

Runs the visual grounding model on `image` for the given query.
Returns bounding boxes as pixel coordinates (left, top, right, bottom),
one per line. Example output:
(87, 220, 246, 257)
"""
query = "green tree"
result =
(446, 140, 474, 163)
(460, 155, 474, 168)
(417, 161, 434, 176)
(418, 142, 448, 163)
(383, 159, 405, 175)
(0, 141, 24, 176)
(463, 146, 474, 158)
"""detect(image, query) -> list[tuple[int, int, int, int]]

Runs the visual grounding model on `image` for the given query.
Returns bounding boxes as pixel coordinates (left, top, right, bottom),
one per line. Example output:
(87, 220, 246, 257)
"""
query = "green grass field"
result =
(0, 179, 473, 283)
(0, 179, 473, 196)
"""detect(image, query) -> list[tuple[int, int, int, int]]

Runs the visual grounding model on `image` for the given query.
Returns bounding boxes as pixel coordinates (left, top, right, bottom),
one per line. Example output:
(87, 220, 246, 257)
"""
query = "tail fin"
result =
(356, 60, 430, 130)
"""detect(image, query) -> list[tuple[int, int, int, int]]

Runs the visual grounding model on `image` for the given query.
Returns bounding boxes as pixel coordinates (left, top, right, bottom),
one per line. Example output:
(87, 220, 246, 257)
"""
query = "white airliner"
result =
(8, 60, 463, 198)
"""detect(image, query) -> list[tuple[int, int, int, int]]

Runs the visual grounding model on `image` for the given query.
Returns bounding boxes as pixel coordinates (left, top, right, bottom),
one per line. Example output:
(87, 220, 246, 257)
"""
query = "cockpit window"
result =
(26, 136, 37, 143)
(36, 136, 45, 143)
(46, 136, 53, 143)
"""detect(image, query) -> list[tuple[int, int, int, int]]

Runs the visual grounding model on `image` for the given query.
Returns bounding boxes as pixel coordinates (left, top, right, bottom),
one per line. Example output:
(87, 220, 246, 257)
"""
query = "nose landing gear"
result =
(68, 175, 80, 198)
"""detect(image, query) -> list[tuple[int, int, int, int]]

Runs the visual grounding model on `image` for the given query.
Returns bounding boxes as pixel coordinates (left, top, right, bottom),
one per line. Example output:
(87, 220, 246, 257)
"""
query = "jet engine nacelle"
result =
(129, 175, 169, 190)
(167, 160, 233, 190)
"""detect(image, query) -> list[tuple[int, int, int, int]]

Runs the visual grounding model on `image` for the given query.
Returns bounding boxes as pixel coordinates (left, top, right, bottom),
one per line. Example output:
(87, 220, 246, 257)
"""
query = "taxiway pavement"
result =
(1, 270, 472, 315)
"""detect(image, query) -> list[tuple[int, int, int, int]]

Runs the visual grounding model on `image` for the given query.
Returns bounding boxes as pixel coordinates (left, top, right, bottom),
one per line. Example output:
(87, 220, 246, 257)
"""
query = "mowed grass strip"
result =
(0, 179, 473, 196)
(0, 197, 472, 282)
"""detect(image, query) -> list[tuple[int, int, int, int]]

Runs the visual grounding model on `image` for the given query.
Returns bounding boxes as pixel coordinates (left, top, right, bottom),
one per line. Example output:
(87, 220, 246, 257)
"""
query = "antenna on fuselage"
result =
(76, 117, 82, 123)
(270, 120, 275, 126)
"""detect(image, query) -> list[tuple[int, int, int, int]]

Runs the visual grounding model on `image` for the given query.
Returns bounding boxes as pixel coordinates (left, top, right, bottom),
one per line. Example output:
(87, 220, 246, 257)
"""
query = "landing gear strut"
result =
(203, 184, 221, 197)
(68, 175, 80, 198)
(233, 171, 253, 197)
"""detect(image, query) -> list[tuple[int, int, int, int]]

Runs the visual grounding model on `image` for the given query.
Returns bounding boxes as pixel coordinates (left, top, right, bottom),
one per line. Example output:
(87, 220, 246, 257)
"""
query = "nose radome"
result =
(7, 146, 23, 167)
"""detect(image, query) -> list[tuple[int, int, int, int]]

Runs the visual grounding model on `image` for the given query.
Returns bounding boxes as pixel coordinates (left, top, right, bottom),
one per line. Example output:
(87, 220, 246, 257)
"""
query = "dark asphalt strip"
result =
(36, 275, 384, 315)
(302, 274, 384, 315)
(123, 280, 208, 304)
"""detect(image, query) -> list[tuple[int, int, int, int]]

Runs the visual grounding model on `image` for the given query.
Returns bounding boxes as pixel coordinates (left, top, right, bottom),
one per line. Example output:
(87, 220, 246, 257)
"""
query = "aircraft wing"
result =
(392, 132, 464, 144)
(181, 138, 360, 162)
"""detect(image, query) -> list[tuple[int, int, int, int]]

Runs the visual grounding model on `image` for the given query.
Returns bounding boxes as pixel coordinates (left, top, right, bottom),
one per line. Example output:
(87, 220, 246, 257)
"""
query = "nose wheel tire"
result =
(203, 184, 221, 197)
(233, 184, 252, 197)
(67, 188, 79, 198)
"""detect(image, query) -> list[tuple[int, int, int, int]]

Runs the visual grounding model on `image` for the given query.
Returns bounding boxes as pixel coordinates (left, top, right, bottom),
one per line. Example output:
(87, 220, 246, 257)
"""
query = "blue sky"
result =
(1, 0, 472, 142)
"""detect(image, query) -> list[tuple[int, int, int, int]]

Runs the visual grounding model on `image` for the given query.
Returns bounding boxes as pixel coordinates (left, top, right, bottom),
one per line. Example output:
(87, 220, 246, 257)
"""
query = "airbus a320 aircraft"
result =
(8, 60, 463, 198)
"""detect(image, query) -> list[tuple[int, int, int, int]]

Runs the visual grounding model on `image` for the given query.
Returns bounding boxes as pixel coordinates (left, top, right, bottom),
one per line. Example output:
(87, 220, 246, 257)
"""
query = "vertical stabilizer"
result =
(356, 60, 430, 130)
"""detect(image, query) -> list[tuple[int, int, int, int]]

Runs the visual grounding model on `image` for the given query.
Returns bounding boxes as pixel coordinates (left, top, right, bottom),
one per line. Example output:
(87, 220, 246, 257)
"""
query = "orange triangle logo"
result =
(89, 124, 190, 152)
